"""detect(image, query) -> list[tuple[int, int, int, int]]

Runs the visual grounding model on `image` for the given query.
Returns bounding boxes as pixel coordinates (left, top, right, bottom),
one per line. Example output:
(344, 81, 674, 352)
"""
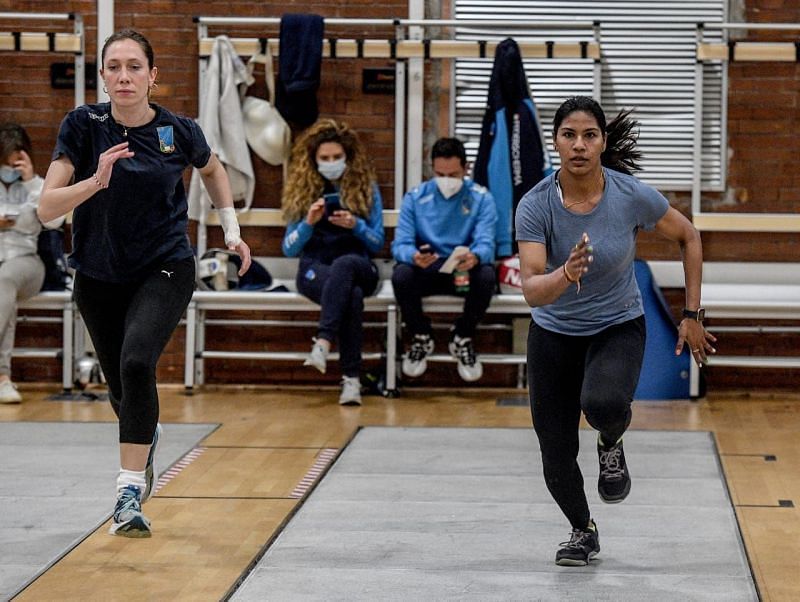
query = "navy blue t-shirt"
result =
(53, 102, 211, 282)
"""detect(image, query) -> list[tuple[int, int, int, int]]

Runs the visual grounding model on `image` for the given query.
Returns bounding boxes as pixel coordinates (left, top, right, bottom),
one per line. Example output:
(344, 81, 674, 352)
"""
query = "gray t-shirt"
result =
(515, 167, 669, 335)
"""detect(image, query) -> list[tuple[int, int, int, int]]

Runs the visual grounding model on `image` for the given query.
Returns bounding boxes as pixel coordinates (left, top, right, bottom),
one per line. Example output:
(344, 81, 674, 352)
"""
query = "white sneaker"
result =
(0, 380, 22, 403)
(303, 338, 328, 374)
(448, 335, 483, 382)
(402, 334, 434, 378)
(339, 376, 362, 406)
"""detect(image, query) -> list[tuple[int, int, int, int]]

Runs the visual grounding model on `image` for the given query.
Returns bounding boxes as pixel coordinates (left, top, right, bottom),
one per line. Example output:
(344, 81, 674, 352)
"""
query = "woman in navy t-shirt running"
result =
(38, 29, 251, 538)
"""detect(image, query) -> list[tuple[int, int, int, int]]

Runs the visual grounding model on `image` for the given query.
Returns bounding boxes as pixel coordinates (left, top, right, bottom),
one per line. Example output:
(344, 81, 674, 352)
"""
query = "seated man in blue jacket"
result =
(392, 137, 497, 382)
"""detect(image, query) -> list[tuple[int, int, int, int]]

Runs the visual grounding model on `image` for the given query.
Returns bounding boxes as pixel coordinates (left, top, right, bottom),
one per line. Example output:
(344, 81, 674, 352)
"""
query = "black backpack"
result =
(37, 228, 70, 291)
(197, 248, 274, 291)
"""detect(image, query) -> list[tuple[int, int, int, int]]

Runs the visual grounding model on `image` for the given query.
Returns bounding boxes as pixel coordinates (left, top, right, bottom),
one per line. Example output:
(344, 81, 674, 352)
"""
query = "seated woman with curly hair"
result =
(281, 118, 385, 406)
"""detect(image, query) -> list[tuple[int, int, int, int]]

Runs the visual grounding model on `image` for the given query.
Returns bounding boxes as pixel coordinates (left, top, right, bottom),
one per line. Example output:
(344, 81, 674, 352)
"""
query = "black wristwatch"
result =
(682, 307, 705, 322)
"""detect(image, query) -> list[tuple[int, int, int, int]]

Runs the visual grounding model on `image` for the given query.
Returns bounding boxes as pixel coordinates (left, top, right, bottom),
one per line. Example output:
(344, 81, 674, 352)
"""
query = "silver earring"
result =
(103, 85, 108, 93)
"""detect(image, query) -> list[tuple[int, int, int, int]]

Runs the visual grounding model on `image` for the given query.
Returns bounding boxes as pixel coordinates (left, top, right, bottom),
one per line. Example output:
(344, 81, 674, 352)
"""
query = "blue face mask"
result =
(0, 166, 21, 184)
(317, 157, 347, 181)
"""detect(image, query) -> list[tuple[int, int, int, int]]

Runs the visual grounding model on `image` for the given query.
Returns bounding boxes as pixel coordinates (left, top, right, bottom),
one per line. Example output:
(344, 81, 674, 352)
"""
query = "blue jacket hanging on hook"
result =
(473, 38, 553, 258)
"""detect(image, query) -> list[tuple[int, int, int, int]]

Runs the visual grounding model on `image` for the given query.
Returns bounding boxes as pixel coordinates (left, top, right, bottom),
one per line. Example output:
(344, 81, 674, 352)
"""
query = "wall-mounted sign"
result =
(362, 68, 395, 95)
(50, 62, 97, 90)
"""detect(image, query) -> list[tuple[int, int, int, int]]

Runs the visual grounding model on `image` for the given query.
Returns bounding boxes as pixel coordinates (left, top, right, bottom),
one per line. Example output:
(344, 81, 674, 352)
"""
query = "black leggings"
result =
(527, 316, 645, 530)
(391, 262, 496, 339)
(296, 254, 379, 377)
(73, 257, 195, 444)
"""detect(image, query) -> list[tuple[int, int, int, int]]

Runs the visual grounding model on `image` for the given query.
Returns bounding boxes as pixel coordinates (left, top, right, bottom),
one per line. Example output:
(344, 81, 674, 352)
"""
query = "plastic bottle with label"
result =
(453, 269, 470, 293)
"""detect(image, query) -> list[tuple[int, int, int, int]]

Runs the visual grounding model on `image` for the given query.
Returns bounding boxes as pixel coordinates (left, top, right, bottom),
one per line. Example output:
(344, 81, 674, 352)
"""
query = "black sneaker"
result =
(555, 520, 600, 566)
(597, 434, 631, 503)
(402, 334, 434, 378)
(448, 334, 483, 382)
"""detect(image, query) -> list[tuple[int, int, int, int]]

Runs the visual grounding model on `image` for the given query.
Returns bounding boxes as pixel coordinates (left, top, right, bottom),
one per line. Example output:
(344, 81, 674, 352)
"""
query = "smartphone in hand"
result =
(324, 192, 342, 217)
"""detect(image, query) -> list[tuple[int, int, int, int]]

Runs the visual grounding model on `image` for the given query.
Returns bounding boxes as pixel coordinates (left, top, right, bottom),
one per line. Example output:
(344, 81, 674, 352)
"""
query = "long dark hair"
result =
(553, 96, 642, 175)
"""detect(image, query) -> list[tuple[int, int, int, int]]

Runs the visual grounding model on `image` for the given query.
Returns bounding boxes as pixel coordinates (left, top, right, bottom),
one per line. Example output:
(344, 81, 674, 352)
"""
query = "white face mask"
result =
(0, 166, 21, 184)
(434, 176, 463, 199)
(317, 157, 347, 181)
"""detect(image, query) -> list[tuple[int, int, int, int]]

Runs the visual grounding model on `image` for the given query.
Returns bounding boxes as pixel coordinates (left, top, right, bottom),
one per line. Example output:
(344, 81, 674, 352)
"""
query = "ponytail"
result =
(602, 109, 642, 175)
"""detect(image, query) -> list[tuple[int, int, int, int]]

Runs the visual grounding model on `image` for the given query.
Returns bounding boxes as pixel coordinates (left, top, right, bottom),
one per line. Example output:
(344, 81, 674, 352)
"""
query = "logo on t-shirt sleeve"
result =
(157, 126, 175, 154)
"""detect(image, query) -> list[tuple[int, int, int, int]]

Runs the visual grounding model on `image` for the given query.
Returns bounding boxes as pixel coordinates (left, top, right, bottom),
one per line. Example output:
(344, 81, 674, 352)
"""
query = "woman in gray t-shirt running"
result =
(515, 96, 716, 567)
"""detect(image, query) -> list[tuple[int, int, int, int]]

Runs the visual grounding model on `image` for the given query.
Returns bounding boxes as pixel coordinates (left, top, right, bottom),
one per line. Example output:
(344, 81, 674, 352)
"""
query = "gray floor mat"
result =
(0, 421, 216, 601)
(232, 427, 757, 601)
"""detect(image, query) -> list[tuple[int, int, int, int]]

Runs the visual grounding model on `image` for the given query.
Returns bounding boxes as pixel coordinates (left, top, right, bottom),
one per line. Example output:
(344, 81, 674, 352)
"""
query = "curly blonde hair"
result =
(281, 118, 376, 223)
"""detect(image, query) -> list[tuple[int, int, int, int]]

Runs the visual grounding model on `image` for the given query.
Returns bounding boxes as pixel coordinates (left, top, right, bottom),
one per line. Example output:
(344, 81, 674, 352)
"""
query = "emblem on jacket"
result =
(157, 126, 175, 153)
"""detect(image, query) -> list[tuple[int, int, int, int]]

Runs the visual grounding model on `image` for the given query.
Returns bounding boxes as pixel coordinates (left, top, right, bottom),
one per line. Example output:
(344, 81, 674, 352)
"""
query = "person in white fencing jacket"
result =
(0, 123, 64, 403)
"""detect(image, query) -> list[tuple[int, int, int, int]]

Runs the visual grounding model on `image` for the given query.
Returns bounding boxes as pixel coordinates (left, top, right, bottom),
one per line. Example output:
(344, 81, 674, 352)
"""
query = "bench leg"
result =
(61, 302, 74, 394)
(516, 364, 526, 389)
(196, 308, 206, 386)
(184, 301, 196, 392)
(384, 304, 398, 396)
(73, 317, 87, 384)
(690, 359, 701, 399)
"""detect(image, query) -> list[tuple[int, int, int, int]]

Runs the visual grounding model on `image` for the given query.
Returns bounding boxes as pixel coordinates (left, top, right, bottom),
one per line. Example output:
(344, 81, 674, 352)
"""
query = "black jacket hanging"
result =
(275, 13, 324, 128)
(473, 38, 553, 257)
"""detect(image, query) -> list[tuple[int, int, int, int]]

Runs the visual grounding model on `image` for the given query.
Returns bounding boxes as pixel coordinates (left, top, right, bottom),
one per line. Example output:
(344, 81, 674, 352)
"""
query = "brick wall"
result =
(685, 1, 800, 388)
(4, 1, 798, 390)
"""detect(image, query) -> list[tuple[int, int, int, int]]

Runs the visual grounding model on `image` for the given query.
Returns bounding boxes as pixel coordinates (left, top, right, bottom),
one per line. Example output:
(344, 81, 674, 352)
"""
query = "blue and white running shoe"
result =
(109, 485, 151, 538)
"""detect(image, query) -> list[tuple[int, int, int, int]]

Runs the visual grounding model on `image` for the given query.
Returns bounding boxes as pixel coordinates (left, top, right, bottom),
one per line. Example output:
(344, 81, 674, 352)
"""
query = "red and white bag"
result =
(498, 255, 522, 294)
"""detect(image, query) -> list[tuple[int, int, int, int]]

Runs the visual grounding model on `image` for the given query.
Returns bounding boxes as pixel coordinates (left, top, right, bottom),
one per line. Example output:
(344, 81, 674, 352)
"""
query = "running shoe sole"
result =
(598, 477, 631, 503)
(108, 515, 152, 538)
(556, 550, 599, 566)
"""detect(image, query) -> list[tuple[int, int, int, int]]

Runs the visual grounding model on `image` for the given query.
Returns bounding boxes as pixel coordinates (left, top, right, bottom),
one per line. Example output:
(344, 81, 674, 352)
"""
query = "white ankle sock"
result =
(117, 469, 147, 494)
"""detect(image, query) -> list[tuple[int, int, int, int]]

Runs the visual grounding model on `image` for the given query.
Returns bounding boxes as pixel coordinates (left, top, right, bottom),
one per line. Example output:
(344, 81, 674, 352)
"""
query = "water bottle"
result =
(453, 269, 470, 293)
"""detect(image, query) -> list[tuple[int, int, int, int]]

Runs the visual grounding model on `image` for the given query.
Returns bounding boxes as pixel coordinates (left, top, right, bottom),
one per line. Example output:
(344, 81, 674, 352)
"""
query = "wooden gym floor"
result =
(2, 384, 798, 601)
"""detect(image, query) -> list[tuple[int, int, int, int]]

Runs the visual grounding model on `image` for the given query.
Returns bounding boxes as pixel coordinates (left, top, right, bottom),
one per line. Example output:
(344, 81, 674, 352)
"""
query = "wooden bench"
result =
(644, 261, 800, 396)
(191, 208, 534, 391)
(184, 258, 400, 391)
(183, 251, 534, 394)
